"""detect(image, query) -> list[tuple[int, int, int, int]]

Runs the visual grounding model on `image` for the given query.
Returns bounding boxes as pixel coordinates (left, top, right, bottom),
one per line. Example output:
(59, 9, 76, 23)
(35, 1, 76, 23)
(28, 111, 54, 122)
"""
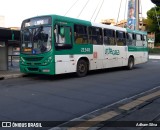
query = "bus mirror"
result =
(60, 27, 65, 37)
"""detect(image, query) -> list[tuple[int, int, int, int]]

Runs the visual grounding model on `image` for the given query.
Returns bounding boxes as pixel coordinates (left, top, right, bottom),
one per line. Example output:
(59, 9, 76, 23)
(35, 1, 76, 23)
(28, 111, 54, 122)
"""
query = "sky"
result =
(0, 0, 155, 27)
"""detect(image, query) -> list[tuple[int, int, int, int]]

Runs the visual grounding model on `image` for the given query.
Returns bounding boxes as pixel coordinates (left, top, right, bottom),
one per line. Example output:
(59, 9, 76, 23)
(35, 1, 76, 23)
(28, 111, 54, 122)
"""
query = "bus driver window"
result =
(54, 26, 65, 43)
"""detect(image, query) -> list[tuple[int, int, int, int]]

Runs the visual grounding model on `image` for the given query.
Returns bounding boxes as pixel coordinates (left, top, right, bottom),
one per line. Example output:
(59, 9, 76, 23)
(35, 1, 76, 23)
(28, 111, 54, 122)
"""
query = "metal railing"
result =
(8, 55, 19, 67)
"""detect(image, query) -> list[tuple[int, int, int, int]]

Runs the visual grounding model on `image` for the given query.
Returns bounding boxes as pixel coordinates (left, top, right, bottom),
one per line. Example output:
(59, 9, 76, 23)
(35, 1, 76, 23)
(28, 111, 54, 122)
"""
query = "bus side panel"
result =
(128, 46, 148, 65)
(55, 55, 76, 74)
(90, 45, 104, 70)
(55, 54, 93, 74)
(117, 46, 128, 66)
(103, 46, 127, 68)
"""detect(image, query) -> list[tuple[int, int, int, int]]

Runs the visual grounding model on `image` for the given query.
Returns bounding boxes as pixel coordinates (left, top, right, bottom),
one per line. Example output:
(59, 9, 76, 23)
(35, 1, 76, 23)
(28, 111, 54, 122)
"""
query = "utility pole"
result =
(135, 0, 139, 30)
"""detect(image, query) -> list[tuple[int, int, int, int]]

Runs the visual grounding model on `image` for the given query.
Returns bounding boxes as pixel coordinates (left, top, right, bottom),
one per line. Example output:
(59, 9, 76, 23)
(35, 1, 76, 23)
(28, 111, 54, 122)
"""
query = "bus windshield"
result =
(21, 26, 51, 54)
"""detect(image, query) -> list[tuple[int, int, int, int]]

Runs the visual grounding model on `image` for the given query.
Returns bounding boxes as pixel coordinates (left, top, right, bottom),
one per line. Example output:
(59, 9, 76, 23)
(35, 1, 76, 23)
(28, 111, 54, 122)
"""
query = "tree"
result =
(146, 6, 160, 45)
(151, 0, 160, 6)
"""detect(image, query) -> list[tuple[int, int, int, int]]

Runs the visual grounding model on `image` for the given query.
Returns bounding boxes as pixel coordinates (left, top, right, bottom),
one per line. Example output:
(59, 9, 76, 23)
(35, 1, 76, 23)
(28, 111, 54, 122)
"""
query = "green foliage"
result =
(146, 6, 160, 45)
(155, 43, 160, 46)
(149, 48, 160, 54)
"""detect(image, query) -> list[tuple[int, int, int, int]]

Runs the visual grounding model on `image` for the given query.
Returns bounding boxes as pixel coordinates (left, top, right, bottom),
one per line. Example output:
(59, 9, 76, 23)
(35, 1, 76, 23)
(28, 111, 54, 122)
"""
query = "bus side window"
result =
(116, 31, 126, 46)
(126, 33, 133, 46)
(142, 35, 147, 47)
(54, 24, 72, 49)
(54, 25, 65, 43)
(104, 29, 115, 45)
(88, 27, 103, 45)
(136, 34, 143, 46)
(74, 24, 88, 44)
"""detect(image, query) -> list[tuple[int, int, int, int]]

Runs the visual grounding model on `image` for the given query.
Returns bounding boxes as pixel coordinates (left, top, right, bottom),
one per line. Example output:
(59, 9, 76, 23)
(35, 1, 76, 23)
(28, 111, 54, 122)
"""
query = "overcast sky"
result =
(0, 0, 155, 27)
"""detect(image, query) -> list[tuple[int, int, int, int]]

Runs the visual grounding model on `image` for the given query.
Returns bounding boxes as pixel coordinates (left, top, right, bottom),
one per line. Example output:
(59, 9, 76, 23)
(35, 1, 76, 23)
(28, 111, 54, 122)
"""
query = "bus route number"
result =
(81, 48, 90, 53)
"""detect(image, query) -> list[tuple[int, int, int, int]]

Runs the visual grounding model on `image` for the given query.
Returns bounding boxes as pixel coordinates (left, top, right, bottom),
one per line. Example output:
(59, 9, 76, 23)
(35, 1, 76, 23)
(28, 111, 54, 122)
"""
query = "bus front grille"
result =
(23, 57, 43, 61)
(27, 67, 39, 71)
(27, 63, 41, 65)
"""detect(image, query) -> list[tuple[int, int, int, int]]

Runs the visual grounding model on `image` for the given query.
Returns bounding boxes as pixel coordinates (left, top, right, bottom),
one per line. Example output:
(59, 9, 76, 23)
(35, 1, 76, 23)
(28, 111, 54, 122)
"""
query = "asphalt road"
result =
(0, 59, 160, 124)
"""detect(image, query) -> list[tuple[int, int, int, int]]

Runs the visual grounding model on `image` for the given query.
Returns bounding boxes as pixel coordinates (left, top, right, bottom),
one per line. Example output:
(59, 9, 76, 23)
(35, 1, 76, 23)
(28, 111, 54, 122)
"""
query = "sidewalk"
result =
(0, 61, 24, 80)
(149, 54, 160, 59)
(0, 69, 24, 80)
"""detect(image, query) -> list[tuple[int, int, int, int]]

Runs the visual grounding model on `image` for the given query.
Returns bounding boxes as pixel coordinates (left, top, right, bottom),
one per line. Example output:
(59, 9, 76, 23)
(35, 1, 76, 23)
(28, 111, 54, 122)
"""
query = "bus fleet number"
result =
(81, 48, 91, 53)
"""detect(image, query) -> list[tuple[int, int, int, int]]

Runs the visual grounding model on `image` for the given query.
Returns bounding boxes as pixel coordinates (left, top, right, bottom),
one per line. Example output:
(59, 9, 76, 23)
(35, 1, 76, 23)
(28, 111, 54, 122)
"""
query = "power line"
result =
(64, 0, 80, 16)
(94, 0, 104, 22)
(77, 0, 90, 18)
(90, 0, 102, 21)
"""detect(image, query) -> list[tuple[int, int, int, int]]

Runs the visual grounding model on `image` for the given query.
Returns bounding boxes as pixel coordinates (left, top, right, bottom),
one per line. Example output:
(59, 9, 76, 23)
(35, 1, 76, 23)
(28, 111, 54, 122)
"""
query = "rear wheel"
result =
(76, 60, 88, 77)
(127, 57, 134, 70)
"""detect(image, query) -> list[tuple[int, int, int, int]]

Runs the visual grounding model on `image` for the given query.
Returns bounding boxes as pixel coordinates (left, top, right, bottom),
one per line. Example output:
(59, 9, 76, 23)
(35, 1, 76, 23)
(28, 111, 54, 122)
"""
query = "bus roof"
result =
(22, 14, 147, 35)
(126, 28, 147, 35)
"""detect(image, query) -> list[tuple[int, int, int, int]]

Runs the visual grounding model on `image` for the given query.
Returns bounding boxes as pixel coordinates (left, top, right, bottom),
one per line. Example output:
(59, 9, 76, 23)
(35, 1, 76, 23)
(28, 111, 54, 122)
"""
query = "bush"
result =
(155, 43, 160, 46)
(149, 48, 160, 54)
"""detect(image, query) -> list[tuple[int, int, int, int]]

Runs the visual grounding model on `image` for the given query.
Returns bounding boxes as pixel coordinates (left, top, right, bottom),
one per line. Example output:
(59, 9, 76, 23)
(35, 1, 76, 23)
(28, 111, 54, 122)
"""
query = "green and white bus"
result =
(20, 15, 148, 77)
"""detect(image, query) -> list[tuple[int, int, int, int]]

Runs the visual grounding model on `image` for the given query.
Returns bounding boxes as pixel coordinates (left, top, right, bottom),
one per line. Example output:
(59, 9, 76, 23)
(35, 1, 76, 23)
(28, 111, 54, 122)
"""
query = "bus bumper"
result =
(20, 64, 55, 75)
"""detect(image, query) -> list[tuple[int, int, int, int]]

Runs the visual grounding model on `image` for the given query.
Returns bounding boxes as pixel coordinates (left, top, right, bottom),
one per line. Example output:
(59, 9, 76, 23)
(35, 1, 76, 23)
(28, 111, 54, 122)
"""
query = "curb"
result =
(149, 55, 160, 60)
(49, 86, 160, 130)
(0, 73, 25, 80)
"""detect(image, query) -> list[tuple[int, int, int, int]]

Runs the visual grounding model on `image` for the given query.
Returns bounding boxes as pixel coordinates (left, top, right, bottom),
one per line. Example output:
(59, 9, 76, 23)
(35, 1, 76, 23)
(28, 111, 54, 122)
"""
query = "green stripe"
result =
(54, 44, 93, 55)
(126, 29, 147, 35)
(128, 46, 148, 52)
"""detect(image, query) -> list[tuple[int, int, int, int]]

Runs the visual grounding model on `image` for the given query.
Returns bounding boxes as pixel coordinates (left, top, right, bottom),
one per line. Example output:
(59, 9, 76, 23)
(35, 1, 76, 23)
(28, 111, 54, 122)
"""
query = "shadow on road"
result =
(23, 66, 142, 81)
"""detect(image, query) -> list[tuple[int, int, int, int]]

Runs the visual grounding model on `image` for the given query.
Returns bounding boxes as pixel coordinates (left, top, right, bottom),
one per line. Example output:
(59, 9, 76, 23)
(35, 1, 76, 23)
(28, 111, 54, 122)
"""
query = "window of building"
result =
(104, 29, 115, 45)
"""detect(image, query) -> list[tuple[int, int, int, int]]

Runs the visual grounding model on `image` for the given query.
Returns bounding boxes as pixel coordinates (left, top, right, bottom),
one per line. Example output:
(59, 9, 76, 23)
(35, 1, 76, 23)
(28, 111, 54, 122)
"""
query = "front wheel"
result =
(127, 57, 134, 70)
(76, 60, 88, 77)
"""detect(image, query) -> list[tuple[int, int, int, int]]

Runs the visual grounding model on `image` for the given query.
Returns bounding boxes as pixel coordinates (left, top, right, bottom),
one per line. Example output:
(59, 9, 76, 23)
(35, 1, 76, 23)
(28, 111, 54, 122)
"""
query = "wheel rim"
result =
(78, 63, 86, 74)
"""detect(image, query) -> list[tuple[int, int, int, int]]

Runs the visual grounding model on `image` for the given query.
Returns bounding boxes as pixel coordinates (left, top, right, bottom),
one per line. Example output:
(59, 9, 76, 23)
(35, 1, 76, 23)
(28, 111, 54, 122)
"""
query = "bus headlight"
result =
(20, 57, 25, 62)
(42, 56, 53, 65)
(20, 57, 25, 65)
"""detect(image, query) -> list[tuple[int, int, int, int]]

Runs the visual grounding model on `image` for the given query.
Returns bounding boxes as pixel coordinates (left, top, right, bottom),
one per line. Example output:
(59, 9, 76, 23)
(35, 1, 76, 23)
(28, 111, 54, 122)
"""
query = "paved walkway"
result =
(0, 61, 24, 80)
(0, 69, 24, 80)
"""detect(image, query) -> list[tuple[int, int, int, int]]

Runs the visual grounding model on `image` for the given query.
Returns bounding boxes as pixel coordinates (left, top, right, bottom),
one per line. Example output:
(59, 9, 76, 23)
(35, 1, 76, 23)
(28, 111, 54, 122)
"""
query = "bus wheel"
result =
(76, 60, 88, 77)
(127, 57, 134, 70)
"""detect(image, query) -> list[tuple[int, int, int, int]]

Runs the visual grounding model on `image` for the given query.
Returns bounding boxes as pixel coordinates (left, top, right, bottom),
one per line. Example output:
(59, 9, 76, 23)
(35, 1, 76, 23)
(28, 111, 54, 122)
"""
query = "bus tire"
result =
(76, 59, 88, 77)
(127, 57, 134, 70)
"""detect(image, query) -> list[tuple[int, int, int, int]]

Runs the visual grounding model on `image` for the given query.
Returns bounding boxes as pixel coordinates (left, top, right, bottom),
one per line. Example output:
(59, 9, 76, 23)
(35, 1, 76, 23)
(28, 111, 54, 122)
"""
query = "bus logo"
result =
(105, 48, 120, 55)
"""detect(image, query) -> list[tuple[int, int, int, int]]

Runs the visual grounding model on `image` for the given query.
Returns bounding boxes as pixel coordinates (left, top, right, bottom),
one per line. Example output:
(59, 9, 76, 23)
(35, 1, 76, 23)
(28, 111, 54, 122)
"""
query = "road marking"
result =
(68, 111, 119, 130)
(119, 100, 144, 110)
(138, 91, 160, 101)
(119, 90, 160, 111)
(50, 86, 160, 130)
